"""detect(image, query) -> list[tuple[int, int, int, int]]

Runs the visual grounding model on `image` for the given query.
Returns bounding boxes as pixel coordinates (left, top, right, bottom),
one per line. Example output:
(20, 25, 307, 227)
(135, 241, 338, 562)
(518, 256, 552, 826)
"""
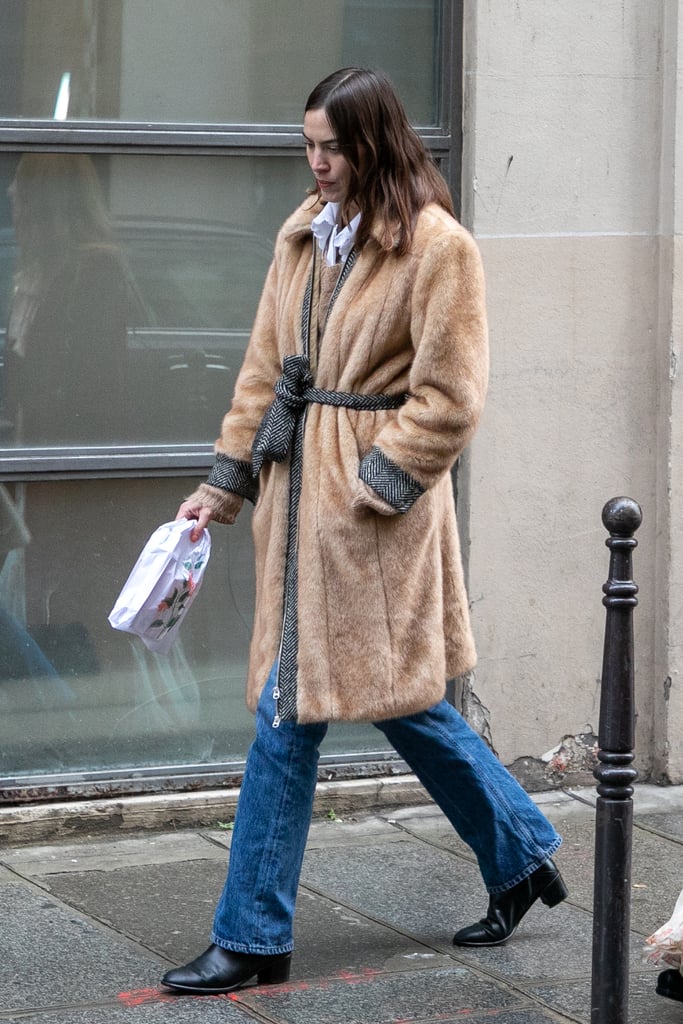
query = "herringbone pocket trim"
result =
(359, 447, 425, 514)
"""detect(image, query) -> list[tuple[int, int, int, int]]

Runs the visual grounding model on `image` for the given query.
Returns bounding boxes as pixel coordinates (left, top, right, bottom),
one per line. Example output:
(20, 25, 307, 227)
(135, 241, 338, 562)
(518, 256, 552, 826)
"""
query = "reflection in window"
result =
(0, 0, 440, 126)
(0, 152, 309, 448)
(0, 477, 389, 778)
(0, 477, 256, 775)
(4, 153, 129, 447)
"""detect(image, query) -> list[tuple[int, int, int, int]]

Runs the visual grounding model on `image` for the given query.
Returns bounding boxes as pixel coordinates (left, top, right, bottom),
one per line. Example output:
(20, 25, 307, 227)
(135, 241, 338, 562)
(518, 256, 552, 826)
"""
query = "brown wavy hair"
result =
(305, 68, 454, 256)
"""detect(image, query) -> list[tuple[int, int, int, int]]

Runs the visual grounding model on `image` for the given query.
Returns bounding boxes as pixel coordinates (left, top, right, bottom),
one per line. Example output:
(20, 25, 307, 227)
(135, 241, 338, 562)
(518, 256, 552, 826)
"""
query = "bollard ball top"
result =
(602, 496, 642, 536)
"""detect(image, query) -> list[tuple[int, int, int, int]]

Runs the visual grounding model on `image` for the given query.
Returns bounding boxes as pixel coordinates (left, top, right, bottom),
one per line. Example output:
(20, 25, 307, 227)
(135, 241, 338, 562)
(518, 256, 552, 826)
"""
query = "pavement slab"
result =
(302, 835, 486, 943)
(635, 812, 683, 840)
(0, 831, 226, 875)
(29, 858, 225, 964)
(0, 883, 162, 1011)
(0, 995, 251, 1024)
(529, 968, 680, 1024)
(292, 887, 444, 980)
(302, 835, 601, 984)
(235, 964, 528, 1024)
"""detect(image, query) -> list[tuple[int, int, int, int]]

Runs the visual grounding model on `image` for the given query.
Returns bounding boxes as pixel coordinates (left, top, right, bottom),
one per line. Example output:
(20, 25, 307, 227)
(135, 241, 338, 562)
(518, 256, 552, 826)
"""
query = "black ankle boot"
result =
(656, 969, 683, 1003)
(161, 943, 292, 994)
(452, 858, 568, 947)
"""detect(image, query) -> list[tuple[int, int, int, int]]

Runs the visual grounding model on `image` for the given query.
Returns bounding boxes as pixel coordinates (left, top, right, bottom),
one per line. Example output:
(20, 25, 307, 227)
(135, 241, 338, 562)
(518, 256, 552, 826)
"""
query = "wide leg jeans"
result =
(211, 663, 561, 955)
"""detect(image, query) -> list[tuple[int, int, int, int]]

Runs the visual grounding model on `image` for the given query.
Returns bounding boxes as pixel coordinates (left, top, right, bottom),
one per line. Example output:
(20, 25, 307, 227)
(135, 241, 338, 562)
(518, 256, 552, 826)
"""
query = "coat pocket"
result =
(350, 476, 397, 516)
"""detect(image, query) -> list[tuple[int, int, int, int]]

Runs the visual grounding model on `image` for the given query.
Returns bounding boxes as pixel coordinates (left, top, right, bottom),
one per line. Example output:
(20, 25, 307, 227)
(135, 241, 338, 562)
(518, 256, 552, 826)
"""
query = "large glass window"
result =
(0, 1, 460, 798)
(0, 0, 441, 126)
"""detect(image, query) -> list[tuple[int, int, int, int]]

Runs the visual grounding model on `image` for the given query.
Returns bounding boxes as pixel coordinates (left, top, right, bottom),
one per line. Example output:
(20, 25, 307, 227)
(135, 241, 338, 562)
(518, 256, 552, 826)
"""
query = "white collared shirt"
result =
(311, 202, 361, 266)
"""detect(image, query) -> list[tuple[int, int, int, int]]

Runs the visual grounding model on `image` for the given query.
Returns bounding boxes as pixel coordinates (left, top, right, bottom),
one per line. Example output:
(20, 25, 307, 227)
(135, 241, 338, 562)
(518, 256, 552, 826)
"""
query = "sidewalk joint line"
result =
(632, 820, 683, 845)
(560, 787, 596, 809)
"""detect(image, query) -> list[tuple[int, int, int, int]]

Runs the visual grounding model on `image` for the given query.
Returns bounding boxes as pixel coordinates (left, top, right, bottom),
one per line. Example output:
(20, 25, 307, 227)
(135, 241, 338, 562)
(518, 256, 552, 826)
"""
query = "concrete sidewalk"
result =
(1, 783, 682, 1023)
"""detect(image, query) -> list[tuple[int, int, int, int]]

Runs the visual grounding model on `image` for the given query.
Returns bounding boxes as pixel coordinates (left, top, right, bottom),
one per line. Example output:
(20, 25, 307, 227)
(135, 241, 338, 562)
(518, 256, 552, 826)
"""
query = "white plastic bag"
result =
(645, 888, 683, 971)
(108, 519, 211, 654)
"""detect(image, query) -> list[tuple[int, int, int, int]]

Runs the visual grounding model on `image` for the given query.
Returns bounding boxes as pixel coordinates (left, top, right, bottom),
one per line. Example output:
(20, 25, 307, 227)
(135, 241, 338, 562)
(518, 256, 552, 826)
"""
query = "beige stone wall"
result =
(461, 1, 682, 781)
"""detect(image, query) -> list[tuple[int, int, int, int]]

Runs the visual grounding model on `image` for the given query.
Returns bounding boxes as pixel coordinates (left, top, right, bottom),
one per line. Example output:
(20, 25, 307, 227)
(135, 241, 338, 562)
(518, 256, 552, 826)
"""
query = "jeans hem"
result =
(211, 932, 294, 956)
(486, 835, 563, 895)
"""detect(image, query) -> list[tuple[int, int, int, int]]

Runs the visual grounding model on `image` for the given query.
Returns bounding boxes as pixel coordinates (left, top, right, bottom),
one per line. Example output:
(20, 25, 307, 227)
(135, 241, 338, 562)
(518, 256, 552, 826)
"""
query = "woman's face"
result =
(303, 108, 353, 205)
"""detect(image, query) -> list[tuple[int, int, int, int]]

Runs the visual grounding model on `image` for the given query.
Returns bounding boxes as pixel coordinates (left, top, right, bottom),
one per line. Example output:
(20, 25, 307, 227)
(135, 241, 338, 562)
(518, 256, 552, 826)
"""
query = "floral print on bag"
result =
(149, 555, 207, 638)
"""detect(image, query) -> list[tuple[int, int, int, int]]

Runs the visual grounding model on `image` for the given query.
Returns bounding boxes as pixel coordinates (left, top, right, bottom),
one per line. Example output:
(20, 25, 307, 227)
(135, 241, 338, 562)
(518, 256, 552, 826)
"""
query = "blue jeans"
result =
(212, 663, 561, 955)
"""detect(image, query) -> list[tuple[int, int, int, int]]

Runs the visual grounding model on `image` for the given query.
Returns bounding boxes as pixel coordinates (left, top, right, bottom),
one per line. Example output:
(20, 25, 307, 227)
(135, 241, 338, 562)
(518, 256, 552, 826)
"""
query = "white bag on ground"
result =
(645, 888, 683, 972)
(109, 519, 211, 654)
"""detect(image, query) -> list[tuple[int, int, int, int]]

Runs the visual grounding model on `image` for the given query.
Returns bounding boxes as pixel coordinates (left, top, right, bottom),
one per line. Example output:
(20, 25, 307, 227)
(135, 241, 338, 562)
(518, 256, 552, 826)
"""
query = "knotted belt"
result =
(251, 353, 406, 475)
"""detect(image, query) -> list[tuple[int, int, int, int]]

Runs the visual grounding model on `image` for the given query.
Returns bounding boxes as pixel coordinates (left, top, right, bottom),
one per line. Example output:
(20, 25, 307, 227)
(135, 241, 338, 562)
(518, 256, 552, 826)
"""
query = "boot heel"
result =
(257, 954, 292, 985)
(540, 874, 568, 908)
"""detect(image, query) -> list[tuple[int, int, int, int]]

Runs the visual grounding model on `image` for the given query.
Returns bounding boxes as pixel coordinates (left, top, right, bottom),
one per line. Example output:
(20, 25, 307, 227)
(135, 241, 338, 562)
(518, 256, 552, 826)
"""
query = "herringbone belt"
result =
(251, 353, 406, 475)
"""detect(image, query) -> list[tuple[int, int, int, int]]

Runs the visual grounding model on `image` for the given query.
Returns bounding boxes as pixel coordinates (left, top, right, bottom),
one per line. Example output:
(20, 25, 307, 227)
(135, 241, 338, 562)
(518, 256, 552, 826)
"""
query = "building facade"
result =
(0, 1, 680, 804)
(463, 1, 683, 786)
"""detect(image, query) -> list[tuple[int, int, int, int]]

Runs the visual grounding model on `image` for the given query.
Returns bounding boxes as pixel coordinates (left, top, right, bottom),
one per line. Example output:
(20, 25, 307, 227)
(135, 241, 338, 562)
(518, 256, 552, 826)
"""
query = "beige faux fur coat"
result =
(186, 198, 489, 723)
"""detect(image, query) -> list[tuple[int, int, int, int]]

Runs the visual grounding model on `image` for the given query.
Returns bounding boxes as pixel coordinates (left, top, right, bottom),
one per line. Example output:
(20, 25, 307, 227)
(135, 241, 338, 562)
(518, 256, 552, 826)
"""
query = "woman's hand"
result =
(176, 501, 213, 542)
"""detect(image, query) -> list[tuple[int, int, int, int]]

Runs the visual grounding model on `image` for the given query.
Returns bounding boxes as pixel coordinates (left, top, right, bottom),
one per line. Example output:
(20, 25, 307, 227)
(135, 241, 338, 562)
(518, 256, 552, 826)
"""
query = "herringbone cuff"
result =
(208, 453, 259, 504)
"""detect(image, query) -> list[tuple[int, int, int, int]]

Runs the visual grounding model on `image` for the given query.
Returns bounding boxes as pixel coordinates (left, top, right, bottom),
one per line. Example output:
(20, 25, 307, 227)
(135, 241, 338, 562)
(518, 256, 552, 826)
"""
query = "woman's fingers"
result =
(176, 503, 213, 541)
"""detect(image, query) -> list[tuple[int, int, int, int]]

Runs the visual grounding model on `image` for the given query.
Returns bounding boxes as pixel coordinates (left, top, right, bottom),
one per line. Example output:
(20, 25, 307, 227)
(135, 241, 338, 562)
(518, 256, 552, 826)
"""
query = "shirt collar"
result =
(311, 202, 361, 266)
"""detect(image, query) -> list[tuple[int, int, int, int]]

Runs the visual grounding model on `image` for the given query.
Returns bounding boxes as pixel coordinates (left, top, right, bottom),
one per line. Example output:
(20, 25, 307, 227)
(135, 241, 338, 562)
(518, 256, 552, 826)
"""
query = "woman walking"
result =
(161, 67, 566, 996)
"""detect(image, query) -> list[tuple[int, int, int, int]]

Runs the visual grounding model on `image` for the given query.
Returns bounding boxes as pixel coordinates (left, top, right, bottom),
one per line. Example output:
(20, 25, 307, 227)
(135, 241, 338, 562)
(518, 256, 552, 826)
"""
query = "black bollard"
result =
(590, 497, 642, 1024)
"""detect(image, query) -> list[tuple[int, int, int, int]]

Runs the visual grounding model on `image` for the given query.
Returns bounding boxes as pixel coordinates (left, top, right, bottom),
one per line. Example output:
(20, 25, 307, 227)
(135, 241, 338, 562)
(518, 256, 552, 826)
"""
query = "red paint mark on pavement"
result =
(117, 987, 228, 1006)
(118, 989, 174, 1007)
(336, 967, 382, 981)
(254, 980, 321, 996)
(119, 968, 387, 1007)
